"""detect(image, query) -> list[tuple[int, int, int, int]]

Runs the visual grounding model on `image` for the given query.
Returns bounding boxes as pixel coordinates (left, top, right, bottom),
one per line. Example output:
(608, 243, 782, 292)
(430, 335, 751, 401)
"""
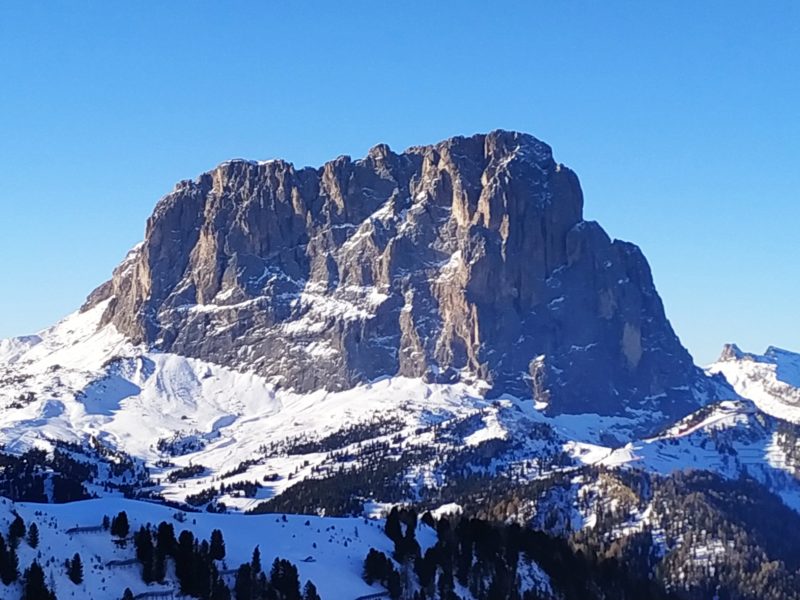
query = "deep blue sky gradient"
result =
(0, 2, 797, 365)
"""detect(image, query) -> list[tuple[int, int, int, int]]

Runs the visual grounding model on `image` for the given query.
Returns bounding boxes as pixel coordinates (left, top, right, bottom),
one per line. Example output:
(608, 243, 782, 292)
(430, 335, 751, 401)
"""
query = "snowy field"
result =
(0, 495, 429, 600)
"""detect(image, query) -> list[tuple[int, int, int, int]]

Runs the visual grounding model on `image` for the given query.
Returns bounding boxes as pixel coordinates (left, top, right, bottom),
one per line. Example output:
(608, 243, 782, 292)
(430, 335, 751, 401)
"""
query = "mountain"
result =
(3, 131, 800, 599)
(84, 130, 720, 419)
(709, 344, 800, 422)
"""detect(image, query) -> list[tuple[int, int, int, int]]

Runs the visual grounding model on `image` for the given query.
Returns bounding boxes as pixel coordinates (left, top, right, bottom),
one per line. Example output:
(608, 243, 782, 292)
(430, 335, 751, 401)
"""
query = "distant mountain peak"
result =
(718, 343, 800, 366)
(765, 345, 798, 361)
(709, 342, 800, 422)
(719, 343, 746, 361)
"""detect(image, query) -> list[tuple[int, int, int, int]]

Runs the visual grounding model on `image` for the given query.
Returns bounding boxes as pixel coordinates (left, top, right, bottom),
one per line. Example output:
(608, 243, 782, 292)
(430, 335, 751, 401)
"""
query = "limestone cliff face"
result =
(88, 130, 715, 417)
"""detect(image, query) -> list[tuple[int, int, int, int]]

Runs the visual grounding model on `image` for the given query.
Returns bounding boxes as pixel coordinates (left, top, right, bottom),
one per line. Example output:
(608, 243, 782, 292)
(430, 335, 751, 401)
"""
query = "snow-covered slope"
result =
(2, 306, 800, 520)
(0, 303, 658, 512)
(708, 344, 800, 422)
(593, 400, 800, 511)
(0, 495, 430, 600)
(0, 494, 564, 600)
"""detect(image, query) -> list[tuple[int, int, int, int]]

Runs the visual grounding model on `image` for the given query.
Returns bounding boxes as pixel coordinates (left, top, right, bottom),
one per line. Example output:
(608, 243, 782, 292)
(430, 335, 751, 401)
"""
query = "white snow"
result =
(0, 303, 502, 509)
(0, 495, 431, 600)
(3, 306, 800, 521)
(430, 503, 463, 518)
(708, 345, 800, 422)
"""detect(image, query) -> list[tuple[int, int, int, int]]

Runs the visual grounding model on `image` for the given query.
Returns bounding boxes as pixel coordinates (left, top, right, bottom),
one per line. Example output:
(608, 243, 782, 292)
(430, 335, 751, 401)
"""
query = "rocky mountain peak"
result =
(86, 130, 720, 419)
(719, 343, 746, 361)
(765, 346, 797, 362)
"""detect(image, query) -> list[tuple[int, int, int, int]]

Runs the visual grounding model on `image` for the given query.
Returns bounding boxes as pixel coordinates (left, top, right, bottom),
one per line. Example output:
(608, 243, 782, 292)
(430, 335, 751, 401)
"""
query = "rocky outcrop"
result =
(87, 130, 719, 417)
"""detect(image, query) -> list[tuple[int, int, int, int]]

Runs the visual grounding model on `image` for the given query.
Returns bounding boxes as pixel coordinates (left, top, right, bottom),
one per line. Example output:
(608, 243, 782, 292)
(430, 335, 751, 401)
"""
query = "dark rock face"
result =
(88, 130, 717, 417)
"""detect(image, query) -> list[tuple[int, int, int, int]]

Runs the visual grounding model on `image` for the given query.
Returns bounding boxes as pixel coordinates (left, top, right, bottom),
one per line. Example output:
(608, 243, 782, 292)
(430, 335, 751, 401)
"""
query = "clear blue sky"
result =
(0, 2, 797, 365)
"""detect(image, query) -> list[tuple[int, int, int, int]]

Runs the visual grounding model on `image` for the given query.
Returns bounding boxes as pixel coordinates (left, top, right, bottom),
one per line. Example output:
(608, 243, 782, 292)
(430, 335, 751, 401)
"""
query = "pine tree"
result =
(110, 511, 130, 539)
(9, 515, 26, 547)
(175, 530, 195, 594)
(387, 567, 402, 600)
(385, 507, 402, 543)
(121, 589, 134, 600)
(154, 521, 175, 582)
(415, 548, 438, 589)
(23, 560, 54, 600)
(364, 548, 391, 585)
(270, 558, 301, 600)
(0, 537, 19, 585)
(210, 528, 226, 561)
(152, 547, 166, 583)
(303, 581, 321, 600)
(251, 545, 262, 575)
(68, 552, 83, 585)
(7, 544, 18, 584)
(404, 508, 418, 534)
(437, 570, 456, 600)
(234, 563, 253, 600)
(27, 523, 39, 549)
(134, 526, 155, 583)
(156, 521, 176, 556)
(0, 533, 11, 585)
(211, 576, 231, 600)
(193, 550, 212, 600)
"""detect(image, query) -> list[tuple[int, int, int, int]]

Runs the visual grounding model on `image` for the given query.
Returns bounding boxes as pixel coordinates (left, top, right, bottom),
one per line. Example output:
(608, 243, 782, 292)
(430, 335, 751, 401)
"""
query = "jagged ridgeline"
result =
(86, 130, 721, 418)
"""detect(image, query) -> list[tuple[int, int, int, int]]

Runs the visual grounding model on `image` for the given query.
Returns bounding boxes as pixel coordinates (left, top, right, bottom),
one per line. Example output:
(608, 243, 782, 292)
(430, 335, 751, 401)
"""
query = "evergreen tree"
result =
(175, 530, 195, 594)
(68, 552, 83, 585)
(27, 523, 39, 549)
(302, 581, 321, 600)
(0, 535, 19, 585)
(270, 558, 301, 600)
(386, 508, 420, 562)
(23, 560, 55, 600)
(156, 521, 176, 556)
(6, 544, 18, 584)
(387, 568, 402, 600)
(152, 543, 166, 583)
(210, 528, 226, 561)
(9, 514, 26, 547)
(234, 563, 253, 600)
(255, 572, 269, 599)
(436, 517, 451, 544)
(154, 521, 176, 582)
(193, 550, 212, 600)
(134, 526, 155, 583)
(415, 548, 438, 590)
(211, 576, 232, 600)
(404, 508, 418, 534)
(0, 533, 13, 585)
(152, 549, 166, 583)
(121, 589, 134, 600)
(363, 548, 391, 585)
(385, 507, 402, 543)
(0, 536, 6, 579)
(455, 536, 472, 586)
(437, 570, 457, 600)
(250, 545, 262, 575)
(110, 511, 130, 538)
